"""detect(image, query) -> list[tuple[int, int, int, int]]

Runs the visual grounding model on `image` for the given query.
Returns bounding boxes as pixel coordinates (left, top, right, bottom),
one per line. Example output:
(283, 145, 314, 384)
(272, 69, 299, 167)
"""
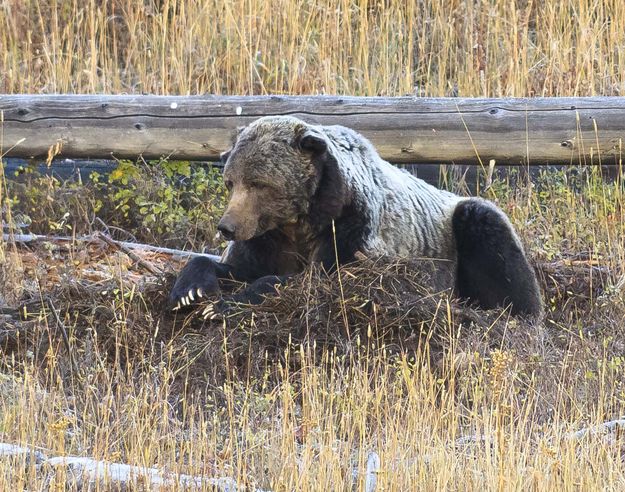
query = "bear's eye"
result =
(249, 182, 268, 190)
(224, 179, 233, 191)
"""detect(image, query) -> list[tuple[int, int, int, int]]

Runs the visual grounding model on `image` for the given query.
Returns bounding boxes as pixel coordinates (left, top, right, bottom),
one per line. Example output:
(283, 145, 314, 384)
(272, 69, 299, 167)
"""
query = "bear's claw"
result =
(201, 303, 216, 319)
(168, 256, 223, 310)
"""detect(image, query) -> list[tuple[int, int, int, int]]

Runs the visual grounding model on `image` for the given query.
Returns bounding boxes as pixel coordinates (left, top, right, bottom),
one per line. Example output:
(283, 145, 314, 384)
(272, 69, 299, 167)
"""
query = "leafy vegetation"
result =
(7, 159, 228, 250)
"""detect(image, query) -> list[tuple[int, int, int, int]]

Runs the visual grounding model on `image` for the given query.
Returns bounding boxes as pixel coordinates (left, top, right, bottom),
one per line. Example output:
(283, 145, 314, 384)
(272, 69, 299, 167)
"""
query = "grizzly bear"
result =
(170, 116, 543, 316)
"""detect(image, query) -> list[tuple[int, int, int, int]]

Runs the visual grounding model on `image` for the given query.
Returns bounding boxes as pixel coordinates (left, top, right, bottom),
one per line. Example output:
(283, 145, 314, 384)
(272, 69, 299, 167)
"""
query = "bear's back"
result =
(320, 124, 461, 260)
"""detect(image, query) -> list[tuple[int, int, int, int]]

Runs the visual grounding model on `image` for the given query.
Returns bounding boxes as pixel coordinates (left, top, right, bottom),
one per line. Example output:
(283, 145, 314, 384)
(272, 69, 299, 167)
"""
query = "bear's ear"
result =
(308, 142, 349, 225)
(228, 125, 246, 145)
(297, 130, 328, 155)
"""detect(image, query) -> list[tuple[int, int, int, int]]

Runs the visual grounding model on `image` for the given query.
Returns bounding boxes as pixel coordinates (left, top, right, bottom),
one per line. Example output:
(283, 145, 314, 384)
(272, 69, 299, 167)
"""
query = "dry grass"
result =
(1, 166, 624, 490)
(2, 0, 625, 96)
(1, 0, 625, 490)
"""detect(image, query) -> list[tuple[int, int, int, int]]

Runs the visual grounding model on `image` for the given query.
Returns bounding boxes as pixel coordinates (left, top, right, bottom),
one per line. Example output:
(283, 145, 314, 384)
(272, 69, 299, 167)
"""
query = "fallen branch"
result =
(95, 232, 164, 275)
(538, 259, 610, 275)
(450, 419, 625, 450)
(566, 418, 625, 442)
(0, 441, 382, 491)
(10, 420, 620, 490)
(0, 443, 46, 465)
(363, 418, 625, 476)
(2, 233, 221, 262)
(44, 456, 255, 491)
(5, 233, 610, 277)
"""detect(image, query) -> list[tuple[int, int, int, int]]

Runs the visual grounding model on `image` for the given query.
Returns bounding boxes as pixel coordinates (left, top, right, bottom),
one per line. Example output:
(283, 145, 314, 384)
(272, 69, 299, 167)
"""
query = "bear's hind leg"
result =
(452, 199, 542, 316)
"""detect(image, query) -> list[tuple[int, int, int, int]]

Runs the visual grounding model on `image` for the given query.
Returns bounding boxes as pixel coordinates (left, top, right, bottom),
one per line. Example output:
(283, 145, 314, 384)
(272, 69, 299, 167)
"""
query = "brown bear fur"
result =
(170, 116, 543, 317)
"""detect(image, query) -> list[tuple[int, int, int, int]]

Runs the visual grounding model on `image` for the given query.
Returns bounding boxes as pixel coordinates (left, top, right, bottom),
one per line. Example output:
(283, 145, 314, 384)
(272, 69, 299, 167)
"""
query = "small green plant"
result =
(97, 159, 228, 249)
(7, 159, 228, 251)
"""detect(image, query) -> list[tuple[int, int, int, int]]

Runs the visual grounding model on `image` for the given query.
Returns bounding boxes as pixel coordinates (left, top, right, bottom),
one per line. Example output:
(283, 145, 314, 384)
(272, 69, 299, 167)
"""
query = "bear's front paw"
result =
(201, 300, 226, 320)
(171, 286, 208, 311)
(201, 296, 257, 321)
(169, 256, 223, 310)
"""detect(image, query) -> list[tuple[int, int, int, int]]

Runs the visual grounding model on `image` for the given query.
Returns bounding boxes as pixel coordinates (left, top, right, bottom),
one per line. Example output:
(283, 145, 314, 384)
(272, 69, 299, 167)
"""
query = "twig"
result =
(113, 239, 221, 261)
(538, 260, 610, 275)
(96, 232, 163, 275)
(94, 217, 137, 243)
(46, 298, 80, 378)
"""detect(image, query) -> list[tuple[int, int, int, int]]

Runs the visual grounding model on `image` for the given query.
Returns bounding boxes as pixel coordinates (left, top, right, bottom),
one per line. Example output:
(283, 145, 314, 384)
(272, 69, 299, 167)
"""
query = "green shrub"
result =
(6, 159, 228, 251)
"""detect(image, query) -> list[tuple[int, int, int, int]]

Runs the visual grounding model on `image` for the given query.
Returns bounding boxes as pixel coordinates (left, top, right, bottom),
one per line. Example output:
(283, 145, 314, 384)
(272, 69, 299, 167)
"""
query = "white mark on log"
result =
(236, 106, 243, 115)
(170, 102, 178, 109)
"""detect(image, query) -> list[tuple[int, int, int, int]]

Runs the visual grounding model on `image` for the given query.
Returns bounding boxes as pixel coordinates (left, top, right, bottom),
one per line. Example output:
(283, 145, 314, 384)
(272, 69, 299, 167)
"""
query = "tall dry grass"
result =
(2, 0, 625, 96)
(1, 1, 625, 490)
(0, 337, 623, 490)
(0, 163, 623, 490)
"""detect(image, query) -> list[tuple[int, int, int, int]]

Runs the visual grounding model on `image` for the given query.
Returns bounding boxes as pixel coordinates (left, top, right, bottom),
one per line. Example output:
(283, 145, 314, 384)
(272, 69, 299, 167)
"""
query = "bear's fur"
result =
(170, 116, 543, 316)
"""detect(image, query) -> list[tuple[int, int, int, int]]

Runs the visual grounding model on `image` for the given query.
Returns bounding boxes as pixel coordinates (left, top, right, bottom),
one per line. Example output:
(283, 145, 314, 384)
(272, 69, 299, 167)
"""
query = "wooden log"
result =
(1, 95, 624, 164)
(44, 456, 254, 490)
(0, 441, 268, 491)
(566, 418, 625, 441)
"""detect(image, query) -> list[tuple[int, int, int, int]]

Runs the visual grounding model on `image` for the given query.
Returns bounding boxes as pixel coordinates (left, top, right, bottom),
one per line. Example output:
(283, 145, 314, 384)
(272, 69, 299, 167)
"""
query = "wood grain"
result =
(1, 95, 624, 164)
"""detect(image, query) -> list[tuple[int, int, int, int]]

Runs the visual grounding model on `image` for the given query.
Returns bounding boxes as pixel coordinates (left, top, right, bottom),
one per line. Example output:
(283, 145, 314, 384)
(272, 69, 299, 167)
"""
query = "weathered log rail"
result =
(1, 95, 625, 164)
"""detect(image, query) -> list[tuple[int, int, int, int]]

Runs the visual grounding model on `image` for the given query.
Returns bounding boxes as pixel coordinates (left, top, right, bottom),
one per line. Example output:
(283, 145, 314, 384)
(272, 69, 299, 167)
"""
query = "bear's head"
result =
(217, 116, 347, 241)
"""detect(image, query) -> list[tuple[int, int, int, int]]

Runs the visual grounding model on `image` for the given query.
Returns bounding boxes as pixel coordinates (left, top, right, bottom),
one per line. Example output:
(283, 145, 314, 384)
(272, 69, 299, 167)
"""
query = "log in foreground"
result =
(0, 441, 381, 491)
(1, 415, 622, 490)
(1, 95, 624, 164)
(0, 443, 263, 491)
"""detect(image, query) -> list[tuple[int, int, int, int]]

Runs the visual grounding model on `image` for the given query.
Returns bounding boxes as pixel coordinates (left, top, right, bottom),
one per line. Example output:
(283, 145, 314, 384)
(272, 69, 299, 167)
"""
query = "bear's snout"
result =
(217, 218, 237, 240)
(218, 186, 262, 241)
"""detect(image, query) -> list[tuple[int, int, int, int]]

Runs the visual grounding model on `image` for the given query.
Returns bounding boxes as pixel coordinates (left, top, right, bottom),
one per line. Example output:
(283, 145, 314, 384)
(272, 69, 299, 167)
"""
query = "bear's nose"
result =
(217, 220, 236, 240)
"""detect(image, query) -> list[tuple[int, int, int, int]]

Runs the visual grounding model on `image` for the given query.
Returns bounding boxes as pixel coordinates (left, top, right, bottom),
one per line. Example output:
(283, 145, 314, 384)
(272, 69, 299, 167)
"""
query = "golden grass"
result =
(2, 0, 625, 96)
(1, 0, 625, 490)
(0, 342, 623, 490)
(0, 165, 623, 490)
